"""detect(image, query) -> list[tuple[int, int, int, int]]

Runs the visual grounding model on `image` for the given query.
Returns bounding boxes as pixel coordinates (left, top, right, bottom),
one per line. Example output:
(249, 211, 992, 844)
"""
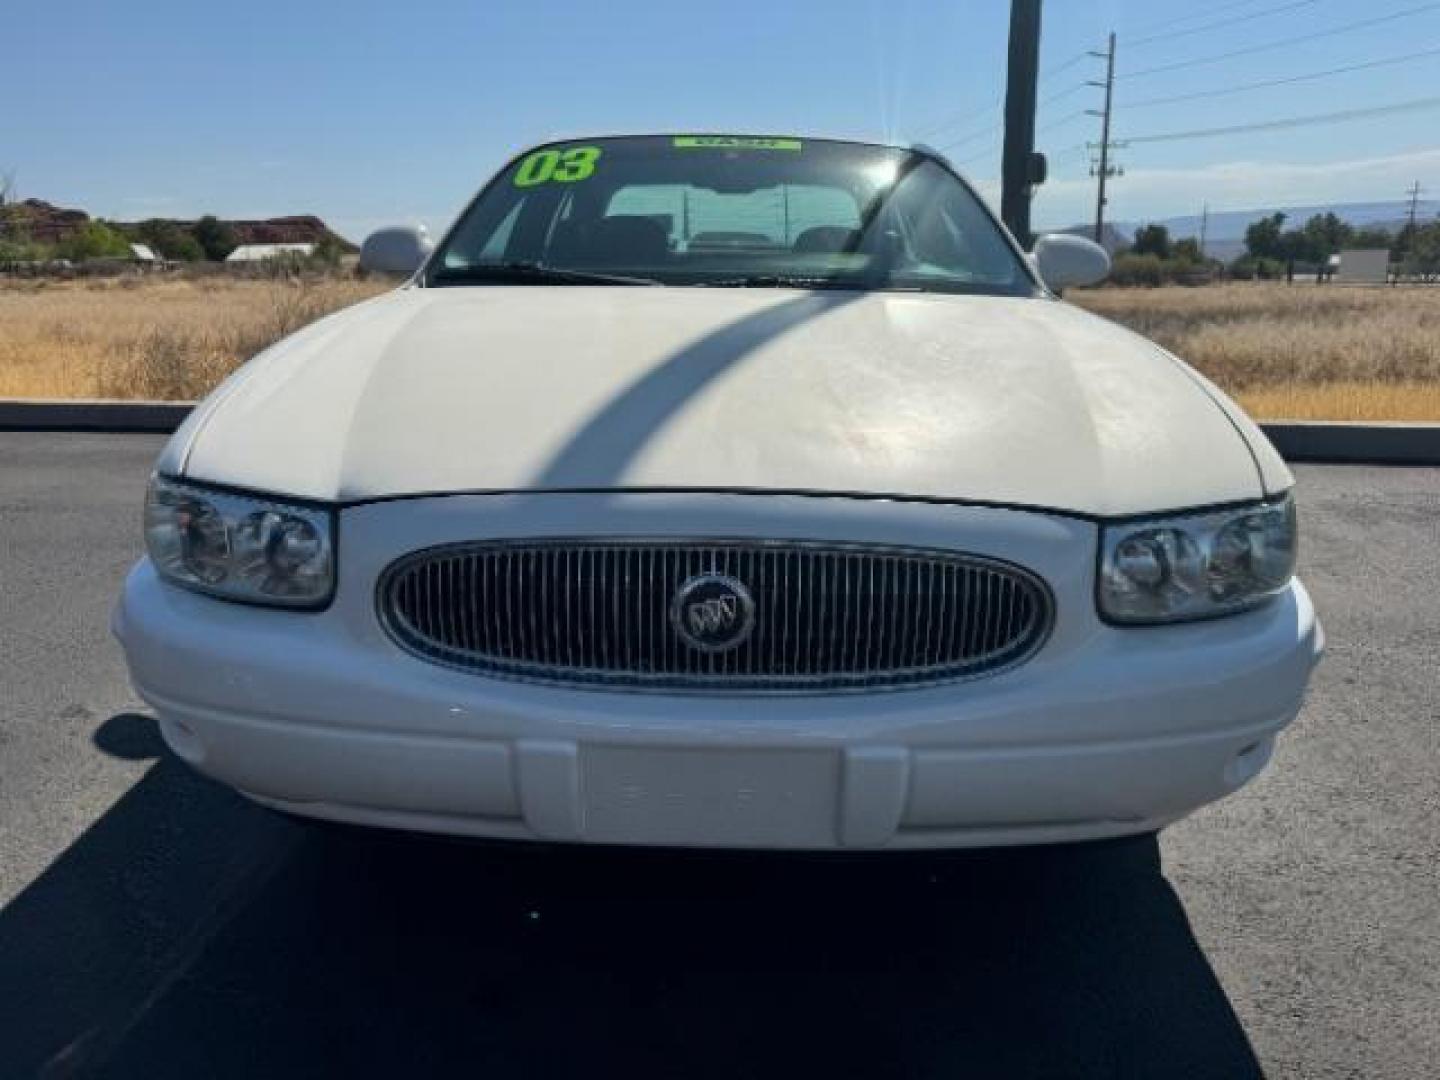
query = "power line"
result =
(976, 77, 1088, 146)
(957, 145, 1001, 167)
(1052, 140, 1092, 162)
(1124, 94, 1440, 144)
(912, 107, 994, 142)
(1039, 81, 1088, 108)
(1126, 0, 1278, 37)
(937, 87, 1089, 154)
(1122, 43, 1440, 107)
(938, 96, 1085, 153)
(1128, 0, 1321, 48)
(925, 7, 1440, 171)
(1038, 109, 1088, 135)
(914, 3, 1440, 148)
(1038, 49, 1094, 83)
(935, 121, 1002, 153)
(913, 47, 1096, 141)
(1120, 3, 1440, 79)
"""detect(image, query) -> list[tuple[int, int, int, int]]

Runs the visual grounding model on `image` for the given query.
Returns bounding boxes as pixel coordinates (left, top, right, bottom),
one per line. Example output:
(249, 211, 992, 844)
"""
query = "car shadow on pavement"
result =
(0, 713, 1261, 1079)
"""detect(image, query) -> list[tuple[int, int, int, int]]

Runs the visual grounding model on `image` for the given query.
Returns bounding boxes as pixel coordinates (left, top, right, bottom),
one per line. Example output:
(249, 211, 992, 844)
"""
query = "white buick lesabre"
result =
(114, 134, 1323, 849)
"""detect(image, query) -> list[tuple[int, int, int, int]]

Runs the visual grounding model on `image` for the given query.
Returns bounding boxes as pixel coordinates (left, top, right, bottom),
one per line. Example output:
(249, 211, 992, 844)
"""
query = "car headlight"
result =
(1099, 494, 1296, 624)
(144, 475, 334, 608)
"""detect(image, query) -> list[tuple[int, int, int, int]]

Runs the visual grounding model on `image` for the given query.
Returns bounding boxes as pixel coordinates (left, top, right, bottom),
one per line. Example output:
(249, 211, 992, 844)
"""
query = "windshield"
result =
(426, 135, 1038, 295)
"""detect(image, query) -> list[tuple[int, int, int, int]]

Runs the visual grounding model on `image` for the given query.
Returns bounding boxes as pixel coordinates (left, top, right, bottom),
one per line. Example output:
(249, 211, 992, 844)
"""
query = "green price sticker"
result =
(513, 146, 602, 187)
(673, 136, 803, 151)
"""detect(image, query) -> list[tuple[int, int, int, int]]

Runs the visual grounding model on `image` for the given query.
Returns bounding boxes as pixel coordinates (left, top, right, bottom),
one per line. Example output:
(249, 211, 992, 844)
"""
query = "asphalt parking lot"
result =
(1, 432, 1436, 1079)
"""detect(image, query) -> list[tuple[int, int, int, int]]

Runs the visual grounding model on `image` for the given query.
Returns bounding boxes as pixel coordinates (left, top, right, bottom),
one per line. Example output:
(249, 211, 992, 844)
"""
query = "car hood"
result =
(168, 286, 1287, 516)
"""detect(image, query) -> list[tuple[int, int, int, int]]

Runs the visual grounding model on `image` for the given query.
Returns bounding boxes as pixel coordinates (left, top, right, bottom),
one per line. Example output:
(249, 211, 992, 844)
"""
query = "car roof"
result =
(513, 130, 955, 166)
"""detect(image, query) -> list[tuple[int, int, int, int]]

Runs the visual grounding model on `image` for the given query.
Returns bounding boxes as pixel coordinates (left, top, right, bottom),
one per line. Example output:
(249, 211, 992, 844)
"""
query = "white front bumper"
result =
(113, 492, 1323, 850)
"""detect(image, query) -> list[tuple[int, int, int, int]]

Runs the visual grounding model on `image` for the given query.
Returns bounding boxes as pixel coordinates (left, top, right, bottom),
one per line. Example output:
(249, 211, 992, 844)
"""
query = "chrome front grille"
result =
(378, 540, 1052, 692)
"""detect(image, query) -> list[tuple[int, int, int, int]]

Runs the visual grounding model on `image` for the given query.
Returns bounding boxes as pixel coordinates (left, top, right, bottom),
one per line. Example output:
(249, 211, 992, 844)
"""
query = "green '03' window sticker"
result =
(673, 136, 803, 151)
(513, 146, 602, 187)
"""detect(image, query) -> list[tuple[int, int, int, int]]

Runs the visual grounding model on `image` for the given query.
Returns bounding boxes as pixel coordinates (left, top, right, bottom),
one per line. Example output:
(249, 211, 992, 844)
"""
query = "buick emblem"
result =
(670, 573, 755, 653)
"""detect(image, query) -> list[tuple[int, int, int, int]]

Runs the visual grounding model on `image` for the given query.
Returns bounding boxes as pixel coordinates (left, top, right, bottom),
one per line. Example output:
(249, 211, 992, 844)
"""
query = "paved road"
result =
(1, 433, 1436, 1079)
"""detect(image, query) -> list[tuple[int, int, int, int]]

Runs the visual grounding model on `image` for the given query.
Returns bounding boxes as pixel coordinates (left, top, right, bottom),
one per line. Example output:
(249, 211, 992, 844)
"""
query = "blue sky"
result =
(8, 0, 1440, 239)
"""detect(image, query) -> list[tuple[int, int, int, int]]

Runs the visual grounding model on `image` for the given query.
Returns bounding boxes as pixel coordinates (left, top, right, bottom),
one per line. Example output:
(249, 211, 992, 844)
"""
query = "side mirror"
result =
(359, 225, 434, 277)
(1032, 233, 1110, 291)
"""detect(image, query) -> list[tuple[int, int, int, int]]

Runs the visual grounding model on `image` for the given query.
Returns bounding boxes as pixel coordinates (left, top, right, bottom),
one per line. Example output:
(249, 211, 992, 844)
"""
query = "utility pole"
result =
(1001, 0, 1045, 247)
(1404, 181, 1424, 236)
(1396, 180, 1426, 285)
(1199, 202, 1209, 259)
(1087, 32, 1119, 246)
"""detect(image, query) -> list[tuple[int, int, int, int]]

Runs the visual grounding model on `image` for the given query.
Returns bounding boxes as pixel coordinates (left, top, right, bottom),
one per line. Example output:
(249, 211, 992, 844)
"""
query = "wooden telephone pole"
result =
(1088, 33, 1119, 245)
(1000, 0, 1045, 246)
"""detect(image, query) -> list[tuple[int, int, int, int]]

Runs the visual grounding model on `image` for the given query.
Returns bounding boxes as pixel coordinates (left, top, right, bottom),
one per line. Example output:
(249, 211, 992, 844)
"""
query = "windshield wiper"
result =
(697, 274, 925, 292)
(432, 261, 661, 286)
(697, 274, 864, 289)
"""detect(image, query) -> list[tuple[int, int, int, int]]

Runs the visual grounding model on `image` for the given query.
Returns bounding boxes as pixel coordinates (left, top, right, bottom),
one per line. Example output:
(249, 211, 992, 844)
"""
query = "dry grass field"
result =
(0, 276, 1437, 419)
(1073, 283, 1440, 421)
(0, 276, 386, 401)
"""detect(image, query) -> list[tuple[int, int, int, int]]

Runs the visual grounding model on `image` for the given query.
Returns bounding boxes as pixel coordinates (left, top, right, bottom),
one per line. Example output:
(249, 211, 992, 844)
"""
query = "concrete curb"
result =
(0, 399, 193, 434)
(2, 400, 1439, 465)
(1259, 421, 1440, 466)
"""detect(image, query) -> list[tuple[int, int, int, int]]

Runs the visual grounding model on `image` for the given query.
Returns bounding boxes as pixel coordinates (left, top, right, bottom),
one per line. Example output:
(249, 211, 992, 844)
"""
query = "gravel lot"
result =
(1, 433, 1435, 1079)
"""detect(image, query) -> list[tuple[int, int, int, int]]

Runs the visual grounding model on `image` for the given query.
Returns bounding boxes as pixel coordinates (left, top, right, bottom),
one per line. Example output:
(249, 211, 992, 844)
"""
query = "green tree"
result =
(193, 215, 238, 261)
(170, 233, 205, 261)
(0, 214, 52, 263)
(312, 232, 343, 267)
(1108, 252, 1165, 286)
(1348, 226, 1394, 251)
(1244, 212, 1287, 260)
(1402, 219, 1440, 277)
(1301, 212, 1352, 261)
(1131, 223, 1171, 258)
(135, 219, 203, 261)
(1395, 220, 1419, 261)
(0, 236, 53, 263)
(55, 220, 131, 261)
(1278, 228, 1317, 265)
(1171, 237, 1203, 263)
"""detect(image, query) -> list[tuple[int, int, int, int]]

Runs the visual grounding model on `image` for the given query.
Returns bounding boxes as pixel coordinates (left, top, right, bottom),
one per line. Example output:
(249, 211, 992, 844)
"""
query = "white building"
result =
(225, 243, 316, 263)
(1335, 249, 1390, 285)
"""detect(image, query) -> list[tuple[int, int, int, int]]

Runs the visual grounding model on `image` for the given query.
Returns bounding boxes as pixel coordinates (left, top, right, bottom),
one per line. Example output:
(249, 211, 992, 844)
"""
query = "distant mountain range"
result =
(1058, 199, 1440, 261)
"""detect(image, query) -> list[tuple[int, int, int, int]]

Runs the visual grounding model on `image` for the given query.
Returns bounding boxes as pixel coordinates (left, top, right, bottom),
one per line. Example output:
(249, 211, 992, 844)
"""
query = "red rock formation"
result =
(1, 199, 354, 251)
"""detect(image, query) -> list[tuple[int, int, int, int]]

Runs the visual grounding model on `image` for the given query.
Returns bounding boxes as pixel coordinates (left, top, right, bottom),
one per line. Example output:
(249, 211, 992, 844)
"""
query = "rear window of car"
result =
(606, 184, 861, 254)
